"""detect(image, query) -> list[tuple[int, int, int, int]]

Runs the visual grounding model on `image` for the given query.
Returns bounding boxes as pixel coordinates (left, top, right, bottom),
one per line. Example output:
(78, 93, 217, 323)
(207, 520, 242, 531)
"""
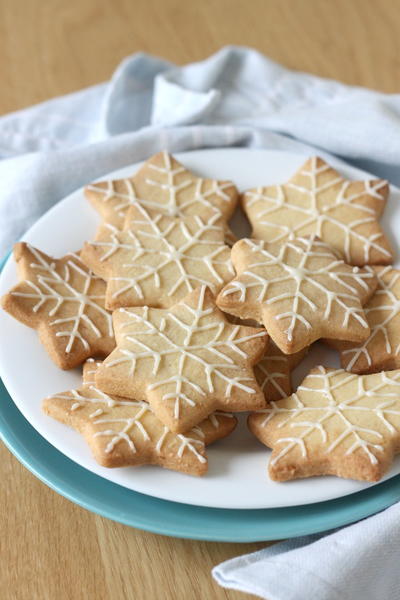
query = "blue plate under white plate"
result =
(2, 371, 400, 541)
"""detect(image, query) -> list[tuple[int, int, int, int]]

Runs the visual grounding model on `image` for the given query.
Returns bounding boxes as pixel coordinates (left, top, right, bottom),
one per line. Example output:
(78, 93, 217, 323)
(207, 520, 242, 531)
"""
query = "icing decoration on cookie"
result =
(255, 342, 308, 402)
(223, 313, 307, 402)
(1, 243, 114, 369)
(242, 156, 391, 266)
(49, 388, 207, 460)
(85, 151, 238, 228)
(249, 366, 400, 482)
(95, 286, 267, 433)
(43, 360, 237, 475)
(82, 358, 103, 386)
(86, 178, 141, 224)
(81, 205, 235, 309)
(335, 267, 400, 373)
(217, 236, 377, 353)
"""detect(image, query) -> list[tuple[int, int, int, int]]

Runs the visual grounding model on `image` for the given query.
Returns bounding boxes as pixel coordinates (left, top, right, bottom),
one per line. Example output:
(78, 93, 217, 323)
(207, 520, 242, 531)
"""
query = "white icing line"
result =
(258, 367, 400, 467)
(88, 151, 235, 222)
(244, 156, 389, 263)
(105, 286, 266, 418)
(342, 268, 400, 370)
(48, 386, 214, 464)
(222, 237, 373, 342)
(11, 246, 113, 354)
(89, 207, 234, 302)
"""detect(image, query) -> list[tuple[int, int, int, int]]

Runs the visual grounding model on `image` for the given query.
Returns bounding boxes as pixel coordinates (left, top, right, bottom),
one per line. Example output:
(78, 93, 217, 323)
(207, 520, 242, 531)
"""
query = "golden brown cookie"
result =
(95, 286, 268, 433)
(216, 236, 377, 354)
(82, 358, 103, 385)
(43, 361, 237, 476)
(249, 366, 400, 482)
(255, 342, 308, 402)
(85, 151, 238, 228)
(224, 314, 307, 402)
(331, 267, 400, 373)
(242, 156, 392, 266)
(1, 243, 114, 369)
(80, 204, 234, 310)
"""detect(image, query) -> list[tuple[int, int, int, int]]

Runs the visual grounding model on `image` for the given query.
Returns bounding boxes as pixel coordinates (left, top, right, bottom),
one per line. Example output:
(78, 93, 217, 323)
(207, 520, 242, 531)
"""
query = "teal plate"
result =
(2, 374, 400, 541)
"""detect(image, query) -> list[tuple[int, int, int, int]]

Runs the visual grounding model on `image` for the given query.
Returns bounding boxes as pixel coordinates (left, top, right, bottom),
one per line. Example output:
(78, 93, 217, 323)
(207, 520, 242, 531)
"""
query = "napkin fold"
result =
(2, 46, 400, 257)
(1, 46, 400, 600)
(212, 502, 400, 600)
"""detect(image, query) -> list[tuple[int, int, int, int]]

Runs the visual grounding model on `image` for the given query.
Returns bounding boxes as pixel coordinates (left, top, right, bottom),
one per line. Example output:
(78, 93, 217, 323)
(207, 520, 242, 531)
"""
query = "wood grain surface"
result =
(1, 0, 399, 598)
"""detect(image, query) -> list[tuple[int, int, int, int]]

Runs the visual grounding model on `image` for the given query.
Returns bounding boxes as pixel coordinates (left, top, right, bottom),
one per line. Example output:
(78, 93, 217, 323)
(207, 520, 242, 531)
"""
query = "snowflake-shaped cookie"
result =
(95, 286, 268, 433)
(224, 314, 307, 402)
(43, 361, 237, 476)
(1, 243, 114, 369)
(85, 151, 238, 228)
(242, 156, 392, 266)
(332, 267, 400, 374)
(81, 204, 234, 309)
(216, 236, 377, 354)
(82, 358, 103, 385)
(255, 342, 308, 402)
(249, 366, 400, 482)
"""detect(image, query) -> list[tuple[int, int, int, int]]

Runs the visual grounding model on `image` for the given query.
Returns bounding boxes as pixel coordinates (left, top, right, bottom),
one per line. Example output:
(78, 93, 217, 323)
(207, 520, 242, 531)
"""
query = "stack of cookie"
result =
(2, 152, 400, 483)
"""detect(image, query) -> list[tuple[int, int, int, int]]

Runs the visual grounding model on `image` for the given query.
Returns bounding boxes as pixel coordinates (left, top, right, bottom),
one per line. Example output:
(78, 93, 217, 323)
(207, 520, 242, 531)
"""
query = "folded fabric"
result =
(212, 502, 400, 600)
(1, 45, 400, 600)
(2, 46, 400, 256)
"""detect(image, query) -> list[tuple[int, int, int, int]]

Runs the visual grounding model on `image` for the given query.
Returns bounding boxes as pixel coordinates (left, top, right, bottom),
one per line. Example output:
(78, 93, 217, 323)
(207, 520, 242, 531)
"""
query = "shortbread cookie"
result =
(216, 236, 377, 354)
(255, 342, 308, 402)
(43, 361, 237, 476)
(242, 156, 392, 266)
(124, 205, 238, 248)
(81, 204, 234, 310)
(95, 286, 268, 433)
(248, 366, 400, 482)
(82, 358, 103, 385)
(224, 314, 307, 401)
(1, 243, 115, 369)
(85, 151, 238, 228)
(331, 267, 400, 374)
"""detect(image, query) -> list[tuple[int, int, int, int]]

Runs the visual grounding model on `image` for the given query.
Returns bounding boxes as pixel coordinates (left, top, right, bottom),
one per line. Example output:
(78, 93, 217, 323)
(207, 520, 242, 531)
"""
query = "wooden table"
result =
(1, 1, 398, 598)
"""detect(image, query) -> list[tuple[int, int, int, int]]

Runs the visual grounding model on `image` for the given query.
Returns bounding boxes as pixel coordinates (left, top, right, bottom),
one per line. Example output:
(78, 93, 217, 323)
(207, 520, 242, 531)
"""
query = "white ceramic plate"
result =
(1, 148, 399, 510)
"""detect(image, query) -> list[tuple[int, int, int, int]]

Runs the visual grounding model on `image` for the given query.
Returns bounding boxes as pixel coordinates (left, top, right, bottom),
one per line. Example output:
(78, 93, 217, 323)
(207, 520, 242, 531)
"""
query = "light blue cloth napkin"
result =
(1, 46, 400, 599)
(2, 46, 400, 258)
(213, 502, 400, 600)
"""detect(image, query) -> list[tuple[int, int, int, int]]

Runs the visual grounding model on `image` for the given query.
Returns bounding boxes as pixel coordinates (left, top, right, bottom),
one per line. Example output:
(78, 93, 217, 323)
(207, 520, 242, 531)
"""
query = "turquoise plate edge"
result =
(1, 253, 400, 542)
